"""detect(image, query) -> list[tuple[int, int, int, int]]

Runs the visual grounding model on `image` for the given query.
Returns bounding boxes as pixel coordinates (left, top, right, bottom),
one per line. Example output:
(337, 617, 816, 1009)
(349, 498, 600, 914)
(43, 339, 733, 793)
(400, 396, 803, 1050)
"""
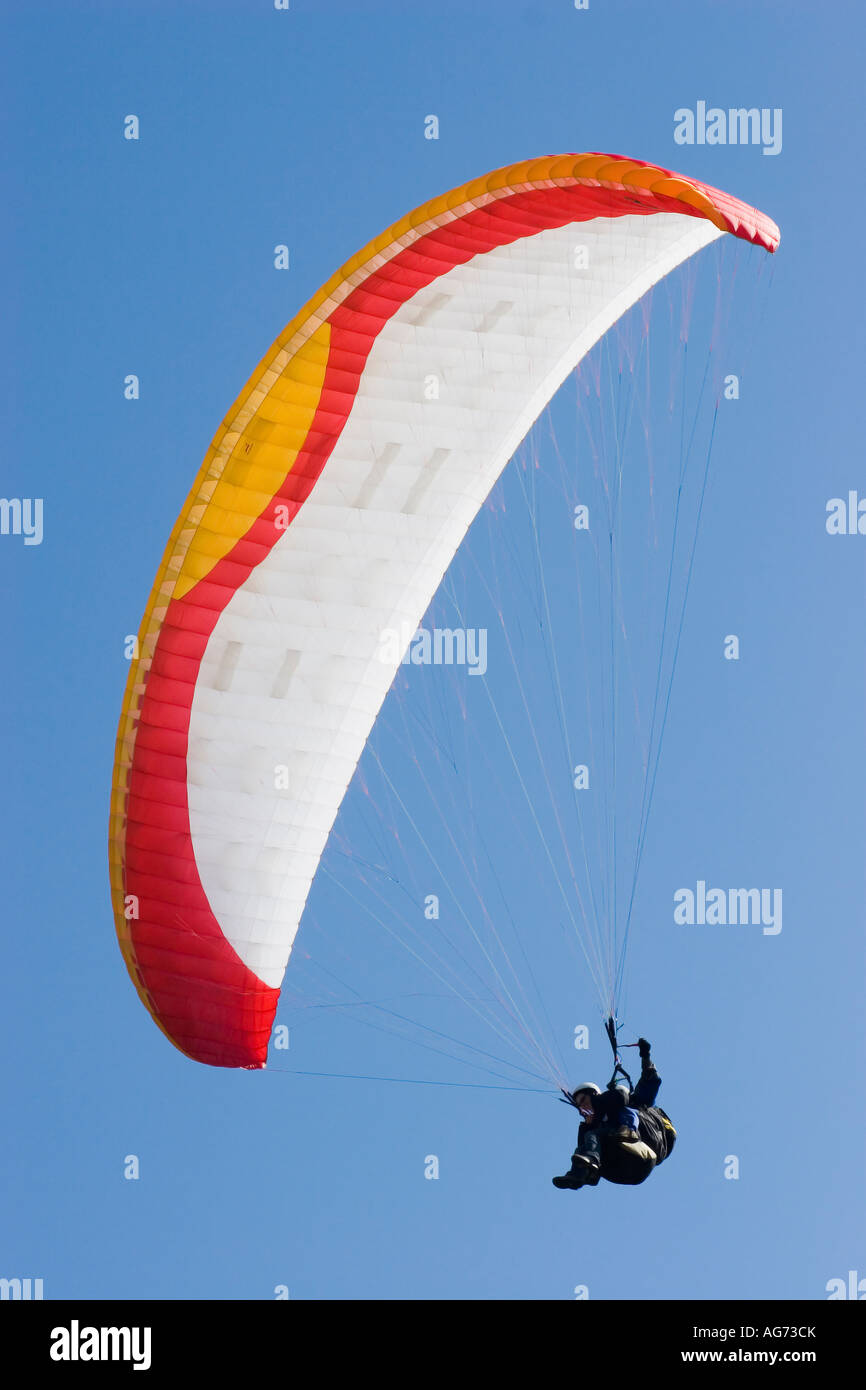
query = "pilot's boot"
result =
(552, 1154, 585, 1189)
(552, 1128, 602, 1189)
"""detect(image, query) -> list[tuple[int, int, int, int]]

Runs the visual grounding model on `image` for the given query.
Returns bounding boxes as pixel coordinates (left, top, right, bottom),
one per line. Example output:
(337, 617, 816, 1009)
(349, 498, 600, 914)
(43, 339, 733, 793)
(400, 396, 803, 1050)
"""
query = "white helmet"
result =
(571, 1083, 601, 1101)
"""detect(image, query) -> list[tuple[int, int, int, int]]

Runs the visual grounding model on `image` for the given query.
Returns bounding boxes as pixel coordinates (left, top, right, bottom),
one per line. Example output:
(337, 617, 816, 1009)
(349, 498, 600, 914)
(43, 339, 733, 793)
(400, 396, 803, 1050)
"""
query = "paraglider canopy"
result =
(109, 153, 779, 1069)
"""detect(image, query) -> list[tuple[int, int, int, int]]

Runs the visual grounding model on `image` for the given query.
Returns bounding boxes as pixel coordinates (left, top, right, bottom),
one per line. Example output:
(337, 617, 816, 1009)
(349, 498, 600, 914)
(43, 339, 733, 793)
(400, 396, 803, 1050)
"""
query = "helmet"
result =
(570, 1083, 601, 1102)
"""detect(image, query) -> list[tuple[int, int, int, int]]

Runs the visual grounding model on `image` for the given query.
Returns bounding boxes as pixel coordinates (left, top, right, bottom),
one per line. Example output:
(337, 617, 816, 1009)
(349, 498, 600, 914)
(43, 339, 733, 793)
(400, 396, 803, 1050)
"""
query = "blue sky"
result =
(1, 0, 864, 1301)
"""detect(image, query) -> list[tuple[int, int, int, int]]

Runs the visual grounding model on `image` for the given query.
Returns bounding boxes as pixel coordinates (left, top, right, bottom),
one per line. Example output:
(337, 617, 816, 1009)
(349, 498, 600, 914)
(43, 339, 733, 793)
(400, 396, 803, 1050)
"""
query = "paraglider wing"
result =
(109, 153, 778, 1067)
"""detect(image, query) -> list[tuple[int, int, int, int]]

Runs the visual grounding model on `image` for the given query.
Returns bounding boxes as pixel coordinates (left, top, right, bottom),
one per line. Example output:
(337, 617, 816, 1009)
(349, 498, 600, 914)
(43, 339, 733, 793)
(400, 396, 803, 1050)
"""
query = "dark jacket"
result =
(593, 1060, 676, 1166)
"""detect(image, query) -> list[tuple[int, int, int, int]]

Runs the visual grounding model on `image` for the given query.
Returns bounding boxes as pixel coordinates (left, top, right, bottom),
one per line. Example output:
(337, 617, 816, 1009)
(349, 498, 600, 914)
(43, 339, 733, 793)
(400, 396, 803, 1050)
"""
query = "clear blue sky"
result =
(2, 0, 864, 1301)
